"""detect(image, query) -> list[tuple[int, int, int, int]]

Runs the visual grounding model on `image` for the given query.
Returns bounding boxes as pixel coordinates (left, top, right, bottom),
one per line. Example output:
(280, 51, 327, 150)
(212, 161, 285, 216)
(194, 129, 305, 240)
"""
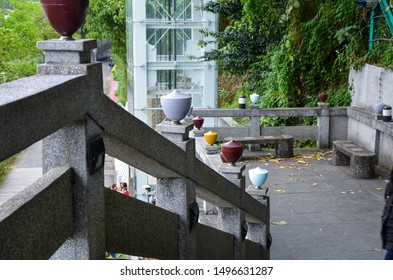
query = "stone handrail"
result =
(192, 106, 348, 149)
(0, 39, 268, 260)
(193, 107, 322, 117)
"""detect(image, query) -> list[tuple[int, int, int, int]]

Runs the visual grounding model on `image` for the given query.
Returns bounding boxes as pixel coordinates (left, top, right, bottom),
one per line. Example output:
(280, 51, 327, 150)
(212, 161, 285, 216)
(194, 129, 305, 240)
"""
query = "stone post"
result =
(155, 121, 198, 259)
(190, 127, 205, 138)
(246, 187, 271, 259)
(156, 120, 195, 153)
(250, 104, 261, 151)
(317, 102, 330, 149)
(218, 207, 246, 259)
(218, 163, 246, 259)
(189, 127, 216, 215)
(218, 164, 245, 187)
(38, 39, 106, 259)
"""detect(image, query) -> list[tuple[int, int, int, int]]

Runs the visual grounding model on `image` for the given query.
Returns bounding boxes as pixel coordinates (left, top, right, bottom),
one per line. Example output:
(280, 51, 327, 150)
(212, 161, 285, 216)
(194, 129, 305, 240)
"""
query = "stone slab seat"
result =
(224, 135, 294, 158)
(332, 140, 376, 179)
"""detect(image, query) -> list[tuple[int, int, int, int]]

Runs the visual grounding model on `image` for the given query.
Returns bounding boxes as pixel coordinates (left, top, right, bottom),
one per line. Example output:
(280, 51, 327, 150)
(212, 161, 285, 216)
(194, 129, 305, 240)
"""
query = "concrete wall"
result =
(349, 64, 393, 111)
(379, 134, 393, 170)
(347, 118, 376, 152)
(330, 116, 348, 145)
(349, 64, 393, 173)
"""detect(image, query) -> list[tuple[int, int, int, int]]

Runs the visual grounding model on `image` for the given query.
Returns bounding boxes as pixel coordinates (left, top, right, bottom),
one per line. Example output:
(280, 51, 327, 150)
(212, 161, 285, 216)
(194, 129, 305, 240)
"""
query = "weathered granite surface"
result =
(333, 140, 376, 179)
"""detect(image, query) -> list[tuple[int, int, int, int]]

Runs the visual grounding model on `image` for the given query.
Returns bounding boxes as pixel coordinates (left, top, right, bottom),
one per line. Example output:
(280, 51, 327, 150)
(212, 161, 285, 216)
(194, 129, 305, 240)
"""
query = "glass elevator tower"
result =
(125, 0, 218, 200)
(126, 0, 218, 126)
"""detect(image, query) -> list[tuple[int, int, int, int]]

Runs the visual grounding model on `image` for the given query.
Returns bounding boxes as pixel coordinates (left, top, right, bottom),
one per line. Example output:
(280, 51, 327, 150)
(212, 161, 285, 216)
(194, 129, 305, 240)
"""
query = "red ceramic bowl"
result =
(221, 140, 243, 165)
(40, 0, 89, 39)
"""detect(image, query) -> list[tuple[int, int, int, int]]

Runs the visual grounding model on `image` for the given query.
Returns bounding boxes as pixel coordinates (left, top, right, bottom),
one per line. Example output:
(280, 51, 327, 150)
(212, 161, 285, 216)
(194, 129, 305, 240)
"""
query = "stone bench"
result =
(224, 135, 294, 158)
(332, 140, 376, 179)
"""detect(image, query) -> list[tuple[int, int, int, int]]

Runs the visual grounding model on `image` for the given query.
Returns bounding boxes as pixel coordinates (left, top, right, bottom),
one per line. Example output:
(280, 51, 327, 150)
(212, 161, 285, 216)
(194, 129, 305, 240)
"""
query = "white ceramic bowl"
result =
(160, 90, 192, 124)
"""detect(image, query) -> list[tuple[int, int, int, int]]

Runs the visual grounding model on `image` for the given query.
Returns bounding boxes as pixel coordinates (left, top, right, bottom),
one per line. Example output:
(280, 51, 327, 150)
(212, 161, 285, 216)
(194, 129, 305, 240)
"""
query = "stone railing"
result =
(0, 39, 269, 260)
(192, 105, 348, 149)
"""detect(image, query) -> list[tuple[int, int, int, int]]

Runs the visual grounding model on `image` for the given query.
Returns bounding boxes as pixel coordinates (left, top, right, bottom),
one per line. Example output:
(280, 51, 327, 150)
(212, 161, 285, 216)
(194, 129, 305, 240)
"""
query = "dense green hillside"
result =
(0, 0, 57, 82)
(202, 0, 391, 110)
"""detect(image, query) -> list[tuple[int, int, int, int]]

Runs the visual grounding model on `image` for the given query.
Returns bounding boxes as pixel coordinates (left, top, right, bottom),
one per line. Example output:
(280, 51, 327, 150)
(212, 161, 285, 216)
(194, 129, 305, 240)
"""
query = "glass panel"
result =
(147, 69, 204, 106)
(146, 0, 192, 21)
(147, 28, 200, 61)
(176, 29, 191, 57)
(146, 28, 191, 61)
(147, 28, 175, 60)
(125, 0, 134, 113)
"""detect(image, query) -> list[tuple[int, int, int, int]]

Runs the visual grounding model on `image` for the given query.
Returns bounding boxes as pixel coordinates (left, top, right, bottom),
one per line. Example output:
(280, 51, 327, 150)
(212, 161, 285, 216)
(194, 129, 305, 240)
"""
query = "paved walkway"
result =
(199, 149, 387, 260)
(0, 141, 42, 205)
(256, 150, 386, 260)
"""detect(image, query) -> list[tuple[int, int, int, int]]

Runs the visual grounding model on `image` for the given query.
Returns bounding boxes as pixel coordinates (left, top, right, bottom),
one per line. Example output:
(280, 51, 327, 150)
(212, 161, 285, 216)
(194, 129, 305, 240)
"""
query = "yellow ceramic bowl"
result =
(204, 131, 218, 145)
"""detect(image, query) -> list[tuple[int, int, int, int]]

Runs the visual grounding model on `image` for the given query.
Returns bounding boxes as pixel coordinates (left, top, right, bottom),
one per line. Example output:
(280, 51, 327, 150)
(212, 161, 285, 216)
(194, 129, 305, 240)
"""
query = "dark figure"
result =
(108, 62, 114, 71)
(382, 170, 393, 260)
(120, 182, 130, 196)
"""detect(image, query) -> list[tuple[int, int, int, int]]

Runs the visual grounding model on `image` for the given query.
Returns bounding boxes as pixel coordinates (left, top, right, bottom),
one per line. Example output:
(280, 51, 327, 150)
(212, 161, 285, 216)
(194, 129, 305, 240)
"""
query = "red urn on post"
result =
(221, 140, 244, 166)
(318, 92, 328, 102)
(40, 0, 89, 40)
(192, 116, 204, 130)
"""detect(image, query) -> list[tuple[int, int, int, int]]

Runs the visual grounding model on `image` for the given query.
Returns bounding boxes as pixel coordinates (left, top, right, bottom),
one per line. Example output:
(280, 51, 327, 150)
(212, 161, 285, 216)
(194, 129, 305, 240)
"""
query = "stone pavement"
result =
(0, 141, 116, 203)
(0, 141, 43, 205)
(199, 149, 387, 260)
(1, 144, 388, 259)
(262, 149, 386, 260)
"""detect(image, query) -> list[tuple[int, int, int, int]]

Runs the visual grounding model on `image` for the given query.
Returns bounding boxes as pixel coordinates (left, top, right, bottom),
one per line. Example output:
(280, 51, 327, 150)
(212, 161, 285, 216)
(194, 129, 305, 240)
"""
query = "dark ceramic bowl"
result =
(192, 116, 204, 130)
(221, 140, 243, 166)
(40, 0, 89, 39)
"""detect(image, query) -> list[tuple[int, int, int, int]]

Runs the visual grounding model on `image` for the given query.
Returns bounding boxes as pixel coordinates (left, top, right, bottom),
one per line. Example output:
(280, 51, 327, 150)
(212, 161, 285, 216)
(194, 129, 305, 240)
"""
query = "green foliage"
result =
(257, 0, 368, 110)
(86, 0, 126, 59)
(217, 71, 246, 107)
(0, 154, 18, 184)
(0, 0, 58, 82)
(86, 0, 127, 104)
(112, 53, 127, 105)
(365, 41, 393, 68)
(204, 0, 372, 119)
(201, 1, 286, 75)
(201, 0, 242, 21)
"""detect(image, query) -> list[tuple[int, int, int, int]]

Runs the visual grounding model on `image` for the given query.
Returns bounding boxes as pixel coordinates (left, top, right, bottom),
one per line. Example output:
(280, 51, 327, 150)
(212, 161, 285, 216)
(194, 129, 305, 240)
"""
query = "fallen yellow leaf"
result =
(271, 221, 287, 225)
(313, 154, 322, 160)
